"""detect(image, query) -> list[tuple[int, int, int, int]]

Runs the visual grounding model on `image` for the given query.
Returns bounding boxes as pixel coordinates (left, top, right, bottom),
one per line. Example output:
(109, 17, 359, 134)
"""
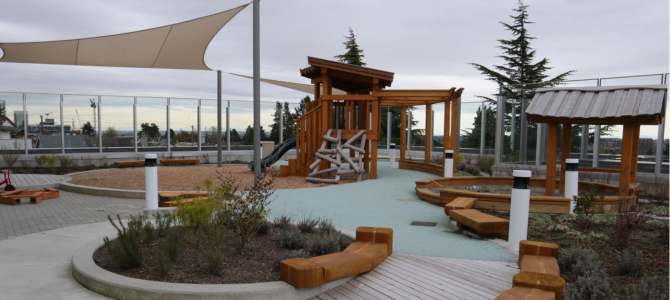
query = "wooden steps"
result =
(280, 227, 393, 288)
(444, 197, 477, 215)
(448, 209, 509, 236)
(496, 240, 564, 300)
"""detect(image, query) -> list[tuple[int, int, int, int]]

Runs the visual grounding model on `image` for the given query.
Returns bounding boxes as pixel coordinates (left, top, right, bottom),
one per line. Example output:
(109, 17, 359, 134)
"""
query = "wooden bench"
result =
(160, 159, 199, 166)
(113, 160, 145, 168)
(444, 197, 477, 215)
(280, 227, 392, 288)
(495, 240, 563, 300)
(158, 192, 208, 207)
(0, 188, 60, 205)
(448, 209, 509, 236)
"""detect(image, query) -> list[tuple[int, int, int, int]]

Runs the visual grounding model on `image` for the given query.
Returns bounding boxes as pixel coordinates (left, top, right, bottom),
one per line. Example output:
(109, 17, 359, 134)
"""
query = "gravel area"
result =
(69, 165, 357, 191)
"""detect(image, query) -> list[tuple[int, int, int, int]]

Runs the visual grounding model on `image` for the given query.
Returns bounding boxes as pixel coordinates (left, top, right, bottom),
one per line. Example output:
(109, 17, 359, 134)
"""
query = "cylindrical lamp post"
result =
(389, 143, 396, 168)
(444, 150, 454, 177)
(145, 154, 158, 210)
(508, 170, 531, 251)
(565, 159, 579, 214)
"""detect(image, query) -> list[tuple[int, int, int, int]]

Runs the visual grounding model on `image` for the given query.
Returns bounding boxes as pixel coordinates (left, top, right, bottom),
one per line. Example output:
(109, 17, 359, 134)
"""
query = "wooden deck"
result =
(311, 254, 519, 300)
(9, 174, 68, 188)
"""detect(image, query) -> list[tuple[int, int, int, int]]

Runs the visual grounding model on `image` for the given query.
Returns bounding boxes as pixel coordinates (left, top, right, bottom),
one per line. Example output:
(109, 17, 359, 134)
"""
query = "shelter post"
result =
(444, 100, 450, 160)
(400, 106, 407, 160)
(425, 104, 432, 164)
(217, 70, 222, 167)
(630, 124, 640, 183)
(252, 0, 261, 178)
(546, 123, 558, 196)
(619, 124, 634, 196)
(450, 96, 458, 154)
(559, 123, 572, 194)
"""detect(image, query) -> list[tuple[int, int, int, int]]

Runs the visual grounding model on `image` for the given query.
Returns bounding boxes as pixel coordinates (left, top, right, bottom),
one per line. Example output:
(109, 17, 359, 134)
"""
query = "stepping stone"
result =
(448, 209, 509, 236)
(519, 240, 559, 265)
(520, 255, 560, 277)
(513, 271, 565, 300)
(444, 197, 477, 215)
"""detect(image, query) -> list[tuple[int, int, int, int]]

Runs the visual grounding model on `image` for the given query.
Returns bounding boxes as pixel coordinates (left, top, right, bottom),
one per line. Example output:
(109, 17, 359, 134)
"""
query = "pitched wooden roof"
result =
(525, 85, 667, 125)
(300, 57, 394, 94)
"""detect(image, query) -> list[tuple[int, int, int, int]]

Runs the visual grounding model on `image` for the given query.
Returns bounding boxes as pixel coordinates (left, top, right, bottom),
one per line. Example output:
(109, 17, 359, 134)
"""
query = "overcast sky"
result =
(0, 0, 667, 138)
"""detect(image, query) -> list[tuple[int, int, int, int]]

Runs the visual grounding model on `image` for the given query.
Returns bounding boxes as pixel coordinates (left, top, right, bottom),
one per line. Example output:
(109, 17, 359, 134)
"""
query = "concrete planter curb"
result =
(72, 229, 356, 300)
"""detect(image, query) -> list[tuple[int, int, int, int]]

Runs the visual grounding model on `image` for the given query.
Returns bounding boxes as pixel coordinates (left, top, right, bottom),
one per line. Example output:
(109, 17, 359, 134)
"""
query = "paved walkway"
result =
(9, 173, 69, 189)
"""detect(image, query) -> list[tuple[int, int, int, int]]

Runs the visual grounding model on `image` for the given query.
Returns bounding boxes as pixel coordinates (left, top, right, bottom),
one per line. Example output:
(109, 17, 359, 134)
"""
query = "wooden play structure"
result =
(282, 57, 464, 180)
(0, 188, 60, 205)
(526, 85, 667, 196)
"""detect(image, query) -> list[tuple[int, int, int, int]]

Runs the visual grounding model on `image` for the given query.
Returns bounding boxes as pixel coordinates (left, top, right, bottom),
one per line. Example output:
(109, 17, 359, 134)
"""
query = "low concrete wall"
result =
(72, 229, 356, 300)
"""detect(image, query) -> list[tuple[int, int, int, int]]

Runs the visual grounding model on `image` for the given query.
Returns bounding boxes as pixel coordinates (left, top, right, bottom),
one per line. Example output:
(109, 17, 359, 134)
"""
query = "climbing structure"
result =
(280, 57, 464, 181)
(306, 129, 367, 183)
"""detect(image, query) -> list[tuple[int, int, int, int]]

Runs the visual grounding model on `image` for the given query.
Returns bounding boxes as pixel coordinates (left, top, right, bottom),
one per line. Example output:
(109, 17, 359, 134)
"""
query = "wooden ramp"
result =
(311, 254, 519, 300)
(10, 174, 68, 189)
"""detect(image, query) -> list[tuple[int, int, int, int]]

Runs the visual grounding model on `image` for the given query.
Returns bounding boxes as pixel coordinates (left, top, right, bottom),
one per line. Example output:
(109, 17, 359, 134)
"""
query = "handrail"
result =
(294, 103, 322, 123)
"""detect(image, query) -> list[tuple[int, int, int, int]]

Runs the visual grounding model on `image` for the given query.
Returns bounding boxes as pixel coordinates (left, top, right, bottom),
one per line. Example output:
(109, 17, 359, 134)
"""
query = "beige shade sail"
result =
(0, 4, 248, 70)
(228, 72, 347, 95)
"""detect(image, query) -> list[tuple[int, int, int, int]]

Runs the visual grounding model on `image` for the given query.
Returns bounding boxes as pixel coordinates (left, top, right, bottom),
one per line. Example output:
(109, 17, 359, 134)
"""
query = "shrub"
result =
(142, 221, 155, 245)
(273, 215, 292, 229)
(530, 213, 555, 229)
(614, 197, 650, 247)
(453, 152, 464, 166)
(201, 229, 224, 275)
(103, 214, 144, 269)
(564, 270, 612, 300)
(154, 241, 172, 277)
(298, 215, 320, 233)
(58, 156, 73, 169)
(573, 185, 603, 231)
(165, 230, 181, 262)
(276, 249, 309, 270)
(307, 233, 341, 256)
(318, 219, 336, 235)
(624, 276, 668, 300)
(279, 227, 303, 250)
(456, 162, 467, 172)
(257, 220, 272, 234)
(617, 249, 645, 277)
(464, 165, 481, 176)
(559, 248, 599, 274)
(172, 197, 219, 231)
(476, 154, 494, 174)
(0, 142, 22, 169)
(155, 212, 173, 238)
(212, 171, 275, 253)
(572, 255, 604, 278)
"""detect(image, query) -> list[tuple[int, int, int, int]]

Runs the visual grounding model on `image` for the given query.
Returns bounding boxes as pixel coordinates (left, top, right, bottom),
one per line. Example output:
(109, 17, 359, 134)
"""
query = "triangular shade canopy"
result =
(228, 72, 347, 95)
(0, 4, 248, 70)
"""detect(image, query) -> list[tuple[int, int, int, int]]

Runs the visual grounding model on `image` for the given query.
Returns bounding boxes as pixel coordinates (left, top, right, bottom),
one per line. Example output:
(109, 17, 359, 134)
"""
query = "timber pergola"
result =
(292, 57, 464, 179)
(526, 85, 667, 196)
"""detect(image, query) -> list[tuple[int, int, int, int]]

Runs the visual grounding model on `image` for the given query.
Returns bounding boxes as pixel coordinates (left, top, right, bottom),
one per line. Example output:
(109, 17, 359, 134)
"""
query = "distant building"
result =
(27, 118, 71, 135)
(13, 110, 27, 128)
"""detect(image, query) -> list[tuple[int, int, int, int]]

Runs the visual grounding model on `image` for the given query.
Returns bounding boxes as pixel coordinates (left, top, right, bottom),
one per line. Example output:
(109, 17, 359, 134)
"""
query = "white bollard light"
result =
(389, 143, 396, 168)
(444, 150, 454, 177)
(508, 170, 531, 252)
(565, 159, 579, 214)
(145, 154, 158, 210)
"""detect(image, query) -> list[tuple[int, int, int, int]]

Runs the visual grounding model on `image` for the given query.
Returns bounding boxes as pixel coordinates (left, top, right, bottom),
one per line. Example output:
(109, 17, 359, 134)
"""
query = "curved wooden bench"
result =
(448, 209, 509, 237)
(160, 159, 199, 166)
(113, 160, 144, 168)
(280, 227, 393, 288)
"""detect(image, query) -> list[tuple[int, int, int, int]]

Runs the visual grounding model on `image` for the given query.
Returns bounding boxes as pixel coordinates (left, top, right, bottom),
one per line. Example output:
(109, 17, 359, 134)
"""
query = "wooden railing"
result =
(294, 104, 322, 176)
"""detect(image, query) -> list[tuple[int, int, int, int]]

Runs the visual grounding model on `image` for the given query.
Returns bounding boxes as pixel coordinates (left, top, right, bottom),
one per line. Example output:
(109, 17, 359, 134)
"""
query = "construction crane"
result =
(43, 112, 54, 119)
(89, 99, 97, 136)
(75, 109, 82, 128)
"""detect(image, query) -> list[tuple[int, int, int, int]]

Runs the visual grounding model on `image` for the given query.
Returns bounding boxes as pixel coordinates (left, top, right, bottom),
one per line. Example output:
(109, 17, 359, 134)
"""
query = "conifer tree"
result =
(334, 28, 366, 66)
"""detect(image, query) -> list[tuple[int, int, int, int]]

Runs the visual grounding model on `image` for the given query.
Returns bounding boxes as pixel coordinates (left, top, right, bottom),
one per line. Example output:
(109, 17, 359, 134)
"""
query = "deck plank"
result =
(404, 255, 513, 291)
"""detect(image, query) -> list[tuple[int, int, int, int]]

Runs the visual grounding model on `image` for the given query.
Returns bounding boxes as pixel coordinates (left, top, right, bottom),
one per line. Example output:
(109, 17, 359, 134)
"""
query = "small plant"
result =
(530, 213, 556, 229)
(201, 229, 224, 275)
(476, 154, 494, 174)
(624, 276, 668, 300)
(564, 270, 612, 300)
(307, 233, 341, 256)
(279, 227, 303, 250)
(572, 254, 604, 278)
(453, 152, 464, 165)
(142, 221, 155, 245)
(154, 241, 172, 277)
(58, 156, 73, 170)
(257, 219, 272, 234)
(572, 185, 603, 231)
(155, 212, 173, 238)
(83, 155, 94, 167)
(297, 214, 320, 233)
(103, 214, 144, 269)
(617, 249, 645, 277)
(165, 230, 181, 262)
(0, 141, 22, 169)
(559, 248, 599, 274)
(272, 215, 291, 229)
(34, 155, 46, 167)
(318, 219, 336, 235)
(614, 197, 650, 247)
(100, 155, 109, 167)
(172, 197, 219, 231)
(464, 165, 481, 176)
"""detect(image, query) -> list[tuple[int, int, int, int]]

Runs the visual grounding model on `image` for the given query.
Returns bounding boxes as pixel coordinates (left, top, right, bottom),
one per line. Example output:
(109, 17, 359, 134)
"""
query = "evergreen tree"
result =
(139, 123, 160, 139)
(334, 28, 366, 66)
(242, 125, 267, 145)
(294, 96, 311, 117)
(230, 129, 241, 143)
(269, 102, 282, 143)
(81, 121, 95, 137)
(461, 106, 497, 149)
(282, 102, 296, 140)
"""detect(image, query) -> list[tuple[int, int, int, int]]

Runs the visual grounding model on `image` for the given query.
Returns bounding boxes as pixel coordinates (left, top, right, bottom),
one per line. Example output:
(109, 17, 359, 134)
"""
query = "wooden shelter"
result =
(526, 85, 667, 196)
(285, 57, 464, 179)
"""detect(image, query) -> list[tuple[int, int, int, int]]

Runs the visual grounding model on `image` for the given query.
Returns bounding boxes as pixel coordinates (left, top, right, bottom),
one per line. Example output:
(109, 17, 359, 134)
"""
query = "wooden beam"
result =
(546, 123, 558, 196)
(619, 125, 634, 196)
(630, 124, 640, 183)
(425, 104, 432, 164)
(371, 78, 379, 179)
(400, 106, 407, 160)
(314, 82, 321, 100)
(559, 124, 572, 194)
(527, 115, 662, 126)
(374, 89, 455, 97)
(444, 100, 451, 153)
(580, 167, 621, 173)
(321, 95, 377, 101)
(450, 96, 458, 155)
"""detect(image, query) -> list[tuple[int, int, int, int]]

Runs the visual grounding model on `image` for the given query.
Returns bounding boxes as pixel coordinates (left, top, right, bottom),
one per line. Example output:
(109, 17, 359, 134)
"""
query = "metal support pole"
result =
(279, 106, 283, 144)
(593, 78, 602, 168)
(252, 0, 261, 178)
(430, 110, 434, 154)
(60, 94, 64, 154)
(511, 103, 516, 151)
(580, 125, 588, 160)
(520, 97, 528, 163)
(407, 111, 412, 154)
(197, 99, 202, 152)
(98, 96, 102, 153)
(133, 98, 137, 153)
(656, 74, 667, 174)
(494, 91, 504, 164)
(387, 109, 391, 150)
(166, 98, 170, 152)
(456, 97, 461, 150)
(227, 101, 231, 153)
(480, 102, 486, 156)
(217, 70, 222, 167)
(535, 123, 543, 166)
(23, 93, 27, 155)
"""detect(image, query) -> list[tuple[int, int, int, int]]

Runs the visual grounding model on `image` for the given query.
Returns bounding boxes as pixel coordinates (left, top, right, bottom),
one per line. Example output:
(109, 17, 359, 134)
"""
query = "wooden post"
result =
(321, 69, 332, 176)
(400, 106, 407, 161)
(630, 124, 640, 183)
(546, 123, 558, 196)
(363, 101, 371, 174)
(559, 124, 572, 193)
(425, 104, 432, 164)
(450, 96, 458, 153)
(371, 79, 379, 179)
(444, 99, 450, 160)
(619, 124, 634, 196)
